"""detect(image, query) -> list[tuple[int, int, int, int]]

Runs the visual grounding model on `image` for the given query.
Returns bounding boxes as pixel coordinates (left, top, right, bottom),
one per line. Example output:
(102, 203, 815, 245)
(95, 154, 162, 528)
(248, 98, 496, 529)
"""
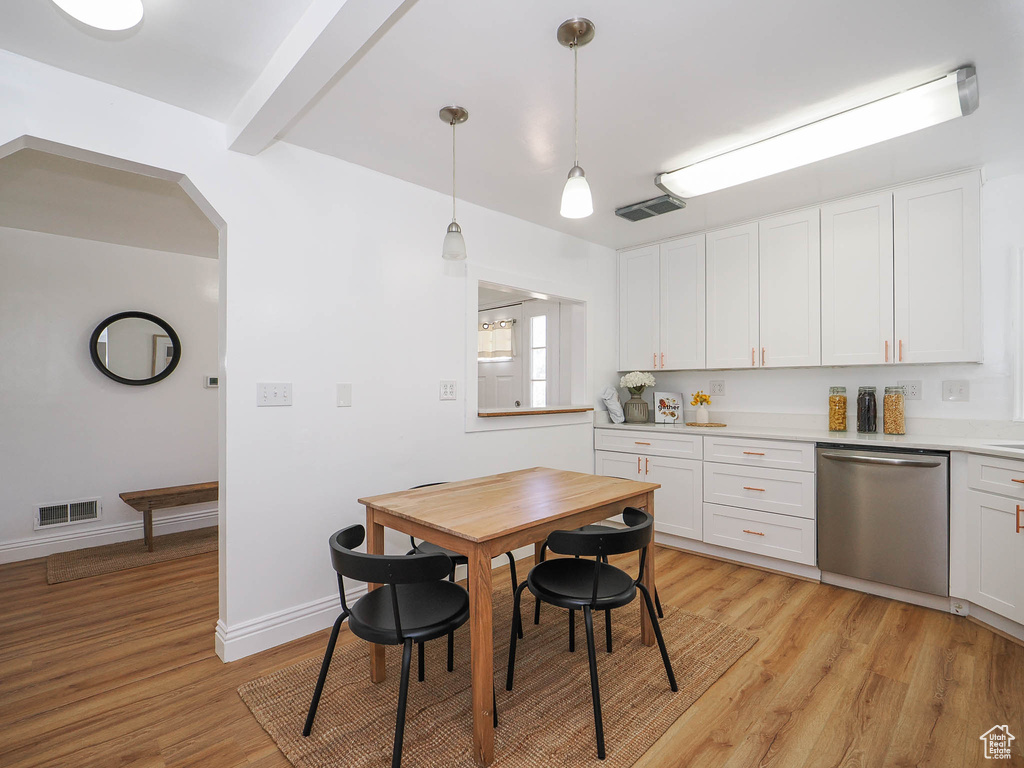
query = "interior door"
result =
(659, 234, 705, 370)
(646, 455, 703, 540)
(618, 245, 660, 371)
(893, 171, 981, 363)
(477, 304, 523, 409)
(821, 192, 894, 366)
(706, 222, 759, 369)
(758, 208, 820, 367)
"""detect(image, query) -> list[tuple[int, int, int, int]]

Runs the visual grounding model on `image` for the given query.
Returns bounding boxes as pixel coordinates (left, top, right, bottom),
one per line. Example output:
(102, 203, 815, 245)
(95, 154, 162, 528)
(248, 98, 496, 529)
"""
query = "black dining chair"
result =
(303, 524, 480, 768)
(533, 522, 664, 653)
(506, 508, 677, 761)
(406, 482, 522, 663)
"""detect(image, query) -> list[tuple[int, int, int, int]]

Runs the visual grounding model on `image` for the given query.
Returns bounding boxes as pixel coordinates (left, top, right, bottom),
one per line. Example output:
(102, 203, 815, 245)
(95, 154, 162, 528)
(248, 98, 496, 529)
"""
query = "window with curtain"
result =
(478, 319, 515, 362)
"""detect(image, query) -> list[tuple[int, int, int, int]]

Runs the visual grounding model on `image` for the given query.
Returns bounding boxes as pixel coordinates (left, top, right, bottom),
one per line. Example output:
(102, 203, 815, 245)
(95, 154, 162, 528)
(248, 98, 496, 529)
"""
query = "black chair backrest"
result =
(546, 507, 653, 558)
(329, 525, 453, 639)
(545, 508, 654, 606)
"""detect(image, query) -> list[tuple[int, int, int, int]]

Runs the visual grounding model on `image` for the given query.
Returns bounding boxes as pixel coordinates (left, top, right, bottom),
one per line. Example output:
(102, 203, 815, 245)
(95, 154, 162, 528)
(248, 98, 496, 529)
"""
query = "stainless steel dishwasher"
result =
(816, 445, 949, 596)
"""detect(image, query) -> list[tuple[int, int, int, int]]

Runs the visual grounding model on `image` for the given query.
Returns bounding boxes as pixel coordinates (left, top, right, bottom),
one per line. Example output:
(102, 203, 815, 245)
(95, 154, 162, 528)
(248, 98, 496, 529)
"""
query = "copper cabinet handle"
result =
(742, 529, 766, 536)
(661, 352, 665, 368)
(634, 441, 652, 446)
(899, 339, 904, 362)
(742, 451, 765, 456)
(743, 486, 766, 492)
(762, 347, 766, 366)
(1011, 479, 1024, 484)
(637, 457, 642, 473)
(751, 347, 755, 366)
(653, 352, 657, 368)
(645, 458, 650, 474)
(885, 340, 889, 362)
(1017, 505, 1023, 534)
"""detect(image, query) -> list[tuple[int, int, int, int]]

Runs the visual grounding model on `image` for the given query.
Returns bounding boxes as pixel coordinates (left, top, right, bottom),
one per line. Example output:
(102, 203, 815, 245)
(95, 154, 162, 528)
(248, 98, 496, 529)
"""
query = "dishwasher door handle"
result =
(820, 453, 942, 468)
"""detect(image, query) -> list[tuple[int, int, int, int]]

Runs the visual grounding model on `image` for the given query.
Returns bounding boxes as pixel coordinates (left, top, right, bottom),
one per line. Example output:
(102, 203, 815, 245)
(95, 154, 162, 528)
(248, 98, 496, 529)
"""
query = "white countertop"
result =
(595, 420, 1024, 460)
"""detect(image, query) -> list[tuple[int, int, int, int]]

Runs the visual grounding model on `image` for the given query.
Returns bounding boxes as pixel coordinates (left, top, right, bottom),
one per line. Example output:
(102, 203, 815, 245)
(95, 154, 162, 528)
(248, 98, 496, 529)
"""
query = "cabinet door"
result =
(961, 490, 1024, 623)
(595, 450, 643, 481)
(821, 192, 894, 366)
(758, 208, 820, 367)
(618, 245, 660, 371)
(646, 455, 703, 540)
(706, 222, 759, 369)
(893, 172, 981, 363)
(659, 234, 706, 370)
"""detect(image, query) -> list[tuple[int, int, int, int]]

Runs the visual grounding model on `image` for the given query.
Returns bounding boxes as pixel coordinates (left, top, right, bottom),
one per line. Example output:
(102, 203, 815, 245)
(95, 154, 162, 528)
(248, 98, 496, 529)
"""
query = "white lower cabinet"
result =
(952, 452, 1024, 625)
(595, 449, 702, 540)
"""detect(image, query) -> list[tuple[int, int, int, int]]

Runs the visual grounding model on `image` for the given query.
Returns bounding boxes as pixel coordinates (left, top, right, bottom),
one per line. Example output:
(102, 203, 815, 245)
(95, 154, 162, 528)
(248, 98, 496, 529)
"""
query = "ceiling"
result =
(1, 2, 1022, 248)
(0, 0, 313, 120)
(0, 149, 219, 257)
(281, 0, 1024, 248)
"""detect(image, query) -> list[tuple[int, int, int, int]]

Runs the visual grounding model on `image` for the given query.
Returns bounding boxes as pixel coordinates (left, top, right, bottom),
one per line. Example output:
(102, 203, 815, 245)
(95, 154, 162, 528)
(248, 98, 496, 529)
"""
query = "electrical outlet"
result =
(710, 380, 726, 396)
(257, 382, 292, 406)
(942, 380, 970, 402)
(336, 383, 352, 407)
(439, 380, 457, 401)
(897, 380, 921, 400)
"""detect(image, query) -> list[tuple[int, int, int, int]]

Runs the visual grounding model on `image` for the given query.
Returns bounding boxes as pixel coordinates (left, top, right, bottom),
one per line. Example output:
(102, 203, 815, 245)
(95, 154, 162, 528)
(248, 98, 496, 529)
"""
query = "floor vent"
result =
(35, 498, 101, 529)
(615, 194, 686, 222)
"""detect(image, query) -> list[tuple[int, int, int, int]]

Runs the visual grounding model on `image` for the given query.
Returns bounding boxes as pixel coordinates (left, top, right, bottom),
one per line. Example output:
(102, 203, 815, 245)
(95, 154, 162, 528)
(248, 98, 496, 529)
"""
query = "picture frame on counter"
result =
(655, 391, 683, 423)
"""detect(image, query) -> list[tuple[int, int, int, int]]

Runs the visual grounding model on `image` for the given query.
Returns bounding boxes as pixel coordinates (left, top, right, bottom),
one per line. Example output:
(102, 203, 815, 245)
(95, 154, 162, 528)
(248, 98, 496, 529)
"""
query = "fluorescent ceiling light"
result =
(51, 0, 144, 31)
(657, 67, 978, 199)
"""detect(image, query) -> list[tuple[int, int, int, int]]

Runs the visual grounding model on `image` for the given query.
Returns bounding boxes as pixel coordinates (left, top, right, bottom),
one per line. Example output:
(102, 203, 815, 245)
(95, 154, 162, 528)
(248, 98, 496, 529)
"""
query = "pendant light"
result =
(51, 0, 144, 31)
(439, 106, 469, 261)
(557, 17, 595, 219)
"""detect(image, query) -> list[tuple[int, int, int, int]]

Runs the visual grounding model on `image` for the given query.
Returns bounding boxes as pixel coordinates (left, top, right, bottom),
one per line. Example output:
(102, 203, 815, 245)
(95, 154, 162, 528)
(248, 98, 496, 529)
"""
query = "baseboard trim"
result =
(655, 531, 822, 582)
(0, 507, 218, 564)
(215, 544, 536, 663)
(966, 604, 1024, 646)
(820, 571, 953, 613)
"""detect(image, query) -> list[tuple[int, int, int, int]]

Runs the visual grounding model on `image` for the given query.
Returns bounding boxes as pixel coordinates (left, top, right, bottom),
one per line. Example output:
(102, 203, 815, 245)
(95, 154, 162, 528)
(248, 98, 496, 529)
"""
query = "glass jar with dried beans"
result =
(856, 386, 877, 433)
(828, 386, 847, 432)
(884, 386, 906, 435)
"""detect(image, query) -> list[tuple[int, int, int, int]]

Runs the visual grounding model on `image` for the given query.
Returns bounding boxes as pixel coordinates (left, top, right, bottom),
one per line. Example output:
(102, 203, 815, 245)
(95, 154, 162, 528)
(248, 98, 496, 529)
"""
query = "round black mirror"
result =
(89, 311, 181, 386)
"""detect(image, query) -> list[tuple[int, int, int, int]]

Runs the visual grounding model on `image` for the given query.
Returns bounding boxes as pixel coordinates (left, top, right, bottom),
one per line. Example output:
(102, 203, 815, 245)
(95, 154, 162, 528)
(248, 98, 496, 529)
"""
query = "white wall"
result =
(0, 51, 618, 659)
(615, 173, 1024, 425)
(0, 227, 219, 560)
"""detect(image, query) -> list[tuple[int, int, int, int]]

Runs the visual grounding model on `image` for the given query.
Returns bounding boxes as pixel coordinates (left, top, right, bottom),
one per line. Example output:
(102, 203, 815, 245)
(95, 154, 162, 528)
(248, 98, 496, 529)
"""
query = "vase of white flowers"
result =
(619, 371, 656, 424)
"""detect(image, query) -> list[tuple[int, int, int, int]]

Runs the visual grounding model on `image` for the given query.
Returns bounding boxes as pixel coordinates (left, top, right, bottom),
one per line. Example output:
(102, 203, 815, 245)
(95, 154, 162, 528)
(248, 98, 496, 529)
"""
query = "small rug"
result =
(238, 585, 757, 768)
(46, 526, 217, 584)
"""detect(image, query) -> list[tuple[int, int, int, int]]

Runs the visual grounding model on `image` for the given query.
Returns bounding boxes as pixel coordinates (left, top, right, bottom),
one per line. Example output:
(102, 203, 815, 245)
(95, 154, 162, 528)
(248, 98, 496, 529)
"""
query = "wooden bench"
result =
(119, 482, 218, 551)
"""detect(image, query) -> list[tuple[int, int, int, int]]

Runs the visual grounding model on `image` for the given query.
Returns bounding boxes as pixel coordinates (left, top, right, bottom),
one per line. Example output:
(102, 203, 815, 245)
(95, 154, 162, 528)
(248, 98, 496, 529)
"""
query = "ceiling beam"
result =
(226, 0, 414, 155)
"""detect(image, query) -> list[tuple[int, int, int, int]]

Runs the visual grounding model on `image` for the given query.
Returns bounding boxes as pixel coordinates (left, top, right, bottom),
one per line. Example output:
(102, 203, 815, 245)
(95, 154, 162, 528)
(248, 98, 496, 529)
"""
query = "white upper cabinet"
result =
(618, 245, 660, 371)
(821, 192, 894, 366)
(758, 208, 820, 368)
(659, 234, 706, 371)
(893, 171, 982, 364)
(706, 222, 759, 369)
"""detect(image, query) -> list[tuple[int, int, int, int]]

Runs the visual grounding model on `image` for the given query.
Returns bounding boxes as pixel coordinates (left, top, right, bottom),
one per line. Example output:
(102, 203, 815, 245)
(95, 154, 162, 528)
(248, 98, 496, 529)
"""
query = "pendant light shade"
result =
(439, 106, 469, 261)
(51, 0, 144, 30)
(557, 18, 595, 220)
(560, 166, 593, 218)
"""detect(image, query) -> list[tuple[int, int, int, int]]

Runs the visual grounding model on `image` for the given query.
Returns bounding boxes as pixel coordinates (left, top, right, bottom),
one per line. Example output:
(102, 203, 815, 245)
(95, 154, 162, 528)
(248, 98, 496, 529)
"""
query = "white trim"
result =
(968, 601, 1024, 644)
(655, 529, 822, 581)
(1014, 247, 1024, 421)
(214, 545, 536, 662)
(0, 507, 217, 564)
(820, 571, 954, 613)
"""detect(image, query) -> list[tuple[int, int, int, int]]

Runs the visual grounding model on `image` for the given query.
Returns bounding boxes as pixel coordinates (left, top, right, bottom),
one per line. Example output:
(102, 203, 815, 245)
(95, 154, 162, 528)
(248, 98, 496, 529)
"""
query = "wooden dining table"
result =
(357, 467, 660, 766)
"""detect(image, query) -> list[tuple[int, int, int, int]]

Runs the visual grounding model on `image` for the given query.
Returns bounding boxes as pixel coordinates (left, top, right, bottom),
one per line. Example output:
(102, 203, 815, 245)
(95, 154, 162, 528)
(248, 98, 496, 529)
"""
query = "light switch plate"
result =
(336, 383, 352, 407)
(942, 380, 969, 402)
(440, 380, 457, 400)
(710, 380, 726, 396)
(257, 382, 292, 406)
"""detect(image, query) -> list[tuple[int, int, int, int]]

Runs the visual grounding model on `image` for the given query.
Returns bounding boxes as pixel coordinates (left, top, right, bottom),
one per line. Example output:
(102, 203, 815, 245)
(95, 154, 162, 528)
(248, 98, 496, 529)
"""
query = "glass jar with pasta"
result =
(828, 386, 847, 432)
(884, 386, 906, 435)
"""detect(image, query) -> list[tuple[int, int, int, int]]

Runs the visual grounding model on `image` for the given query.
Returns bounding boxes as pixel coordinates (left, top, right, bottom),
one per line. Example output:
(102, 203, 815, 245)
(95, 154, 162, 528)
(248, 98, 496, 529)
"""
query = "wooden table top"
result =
(358, 467, 659, 543)
(119, 481, 218, 511)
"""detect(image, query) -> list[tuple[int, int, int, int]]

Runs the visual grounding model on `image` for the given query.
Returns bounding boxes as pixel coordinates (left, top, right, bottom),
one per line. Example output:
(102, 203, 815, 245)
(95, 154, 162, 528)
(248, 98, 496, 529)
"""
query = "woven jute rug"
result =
(238, 585, 757, 768)
(46, 526, 217, 584)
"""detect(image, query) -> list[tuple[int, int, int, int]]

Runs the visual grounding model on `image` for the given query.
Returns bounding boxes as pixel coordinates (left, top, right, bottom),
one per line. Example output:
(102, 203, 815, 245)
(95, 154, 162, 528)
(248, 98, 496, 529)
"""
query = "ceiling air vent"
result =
(35, 498, 101, 530)
(615, 194, 686, 222)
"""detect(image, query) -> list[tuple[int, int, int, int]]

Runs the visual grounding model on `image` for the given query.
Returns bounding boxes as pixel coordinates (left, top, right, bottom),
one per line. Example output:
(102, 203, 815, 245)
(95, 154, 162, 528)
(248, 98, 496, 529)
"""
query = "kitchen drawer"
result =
(703, 502, 816, 566)
(966, 453, 1024, 500)
(594, 428, 702, 460)
(703, 462, 815, 520)
(703, 435, 815, 472)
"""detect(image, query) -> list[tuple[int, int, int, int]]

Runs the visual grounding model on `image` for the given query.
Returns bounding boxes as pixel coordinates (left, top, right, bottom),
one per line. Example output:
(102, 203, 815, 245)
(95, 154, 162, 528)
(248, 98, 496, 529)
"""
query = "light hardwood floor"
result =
(1, 547, 1021, 767)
